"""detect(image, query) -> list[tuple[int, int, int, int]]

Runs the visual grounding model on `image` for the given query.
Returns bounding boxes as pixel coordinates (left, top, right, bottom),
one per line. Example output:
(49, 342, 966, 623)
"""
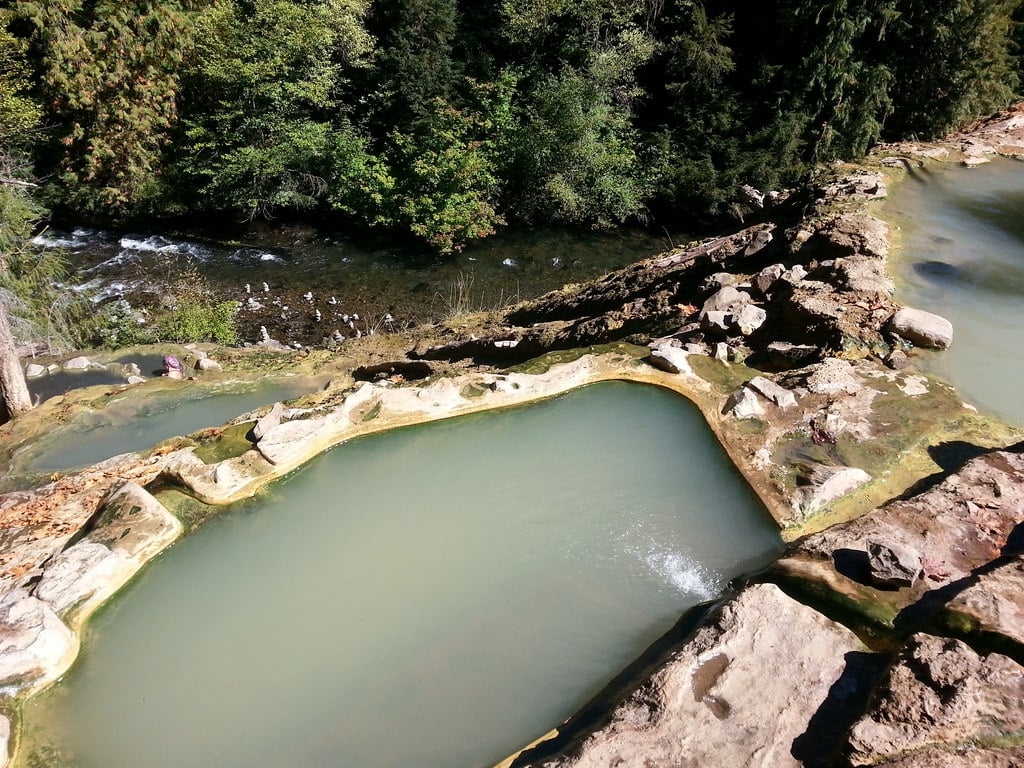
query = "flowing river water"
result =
(885, 157, 1024, 425)
(33, 224, 676, 347)
(18, 382, 782, 768)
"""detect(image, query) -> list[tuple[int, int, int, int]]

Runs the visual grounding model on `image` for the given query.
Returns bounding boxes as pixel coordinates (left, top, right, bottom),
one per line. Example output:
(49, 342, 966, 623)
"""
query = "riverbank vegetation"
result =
(1, 0, 1021, 254)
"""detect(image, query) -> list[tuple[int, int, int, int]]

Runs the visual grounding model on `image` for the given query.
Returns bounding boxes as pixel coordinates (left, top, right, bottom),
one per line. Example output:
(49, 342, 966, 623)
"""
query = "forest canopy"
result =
(2, 0, 1022, 251)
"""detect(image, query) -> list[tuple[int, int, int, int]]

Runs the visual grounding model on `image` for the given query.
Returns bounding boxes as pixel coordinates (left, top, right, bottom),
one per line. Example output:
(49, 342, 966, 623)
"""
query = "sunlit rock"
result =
(0, 589, 76, 690)
(847, 634, 1024, 765)
(513, 584, 867, 768)
(889, 307, 954, 349)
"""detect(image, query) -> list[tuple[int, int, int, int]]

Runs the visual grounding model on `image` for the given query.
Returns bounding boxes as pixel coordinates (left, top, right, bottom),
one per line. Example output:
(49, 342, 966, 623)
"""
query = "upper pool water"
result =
(19, 381, 781, 768)
(10, 377, 317, 479)
(885, 158, 1024, 425)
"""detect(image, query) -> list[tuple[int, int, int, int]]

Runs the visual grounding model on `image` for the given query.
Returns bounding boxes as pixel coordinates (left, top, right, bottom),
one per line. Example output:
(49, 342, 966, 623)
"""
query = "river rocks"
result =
(819, 170, 887, 200)
(700, 284, 751, 316)
(867, 540, 923, 588)
(847, 634, 1024, 766)
(833, 254, 895, 296)
(745, 375, 798, 409)
(734, 303, 767, 335)
(513, 583, 868, 768)
(753, 263, 786, 296)
(0, 589, 76, 690)
(888, 306, 954, 349)
(24, 363, 45, 378)
(820, 213, 891, 260)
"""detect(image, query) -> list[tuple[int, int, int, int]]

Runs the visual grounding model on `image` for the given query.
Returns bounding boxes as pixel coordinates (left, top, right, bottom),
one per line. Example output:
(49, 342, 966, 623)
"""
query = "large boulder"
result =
(937, 555, 1024, 654)
(512, 584, 869, 768)
(888, 307, 954, 349)
(847, 634, 1024, 765)
(820, 212, 891, 259)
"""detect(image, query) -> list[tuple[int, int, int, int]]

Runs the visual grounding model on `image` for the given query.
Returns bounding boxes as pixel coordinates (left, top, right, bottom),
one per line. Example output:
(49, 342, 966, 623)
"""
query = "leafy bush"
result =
(156, 296, 240, 345)
(89, 299, 156, 349)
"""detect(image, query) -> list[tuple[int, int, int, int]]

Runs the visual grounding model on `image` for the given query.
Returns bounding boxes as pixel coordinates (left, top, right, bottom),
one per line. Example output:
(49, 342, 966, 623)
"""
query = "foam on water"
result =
(119, 235, 211, 259)
(645, 549, 718, 600)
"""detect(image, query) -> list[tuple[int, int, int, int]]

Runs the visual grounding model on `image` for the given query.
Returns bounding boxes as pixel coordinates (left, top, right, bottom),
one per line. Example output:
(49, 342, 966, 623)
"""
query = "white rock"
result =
(889, 307, 954, 349)
(724, 387, 766, 419)
(649, 343, 692, 375)
(62, 356, 91, 370)
(35, 541, 131, 614)
(24, 363, 46, 378)
(734, 304, 767, 336)
(0, 589, 77, 689)
(793, 466, 872, 516)
(746, 376, 798, 409)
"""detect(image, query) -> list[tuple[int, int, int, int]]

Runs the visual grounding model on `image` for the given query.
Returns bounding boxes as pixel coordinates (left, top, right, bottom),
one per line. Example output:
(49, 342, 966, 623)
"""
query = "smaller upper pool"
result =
(886, 158, 1024, 425)
(13, 377, 316, 476)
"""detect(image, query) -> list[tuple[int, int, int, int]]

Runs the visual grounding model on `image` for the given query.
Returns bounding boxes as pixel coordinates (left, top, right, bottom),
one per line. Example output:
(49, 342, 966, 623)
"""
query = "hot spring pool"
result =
(19, 382, 781, 768)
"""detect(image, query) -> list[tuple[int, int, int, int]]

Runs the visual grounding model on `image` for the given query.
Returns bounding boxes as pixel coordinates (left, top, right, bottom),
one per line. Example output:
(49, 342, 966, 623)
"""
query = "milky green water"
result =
(885, 158, 1024, 425)
(19, 382, 781, 768)
(18, 378, 316, 475)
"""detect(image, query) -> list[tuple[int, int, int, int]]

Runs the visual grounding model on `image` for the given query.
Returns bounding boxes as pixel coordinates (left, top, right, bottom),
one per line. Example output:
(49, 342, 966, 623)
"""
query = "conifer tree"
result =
(884, 0, 1021, 140)
(13, 0, 200, 212)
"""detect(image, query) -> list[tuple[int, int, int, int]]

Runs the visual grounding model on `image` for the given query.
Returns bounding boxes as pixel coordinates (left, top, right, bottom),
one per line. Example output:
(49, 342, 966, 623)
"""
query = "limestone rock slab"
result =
(34, 482, 182, 615)
(0, 589, 76, 689)
(515, 583, 867, 768)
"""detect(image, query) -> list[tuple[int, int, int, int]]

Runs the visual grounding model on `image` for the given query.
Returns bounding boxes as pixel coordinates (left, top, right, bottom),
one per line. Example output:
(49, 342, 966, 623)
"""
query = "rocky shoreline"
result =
(1, 108, 1023, 766)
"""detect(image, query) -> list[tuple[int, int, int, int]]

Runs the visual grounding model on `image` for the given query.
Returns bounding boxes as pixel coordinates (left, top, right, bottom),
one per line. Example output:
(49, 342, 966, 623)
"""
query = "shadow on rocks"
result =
(892, 440, 1007, 501)
(790, 650, 890, 768)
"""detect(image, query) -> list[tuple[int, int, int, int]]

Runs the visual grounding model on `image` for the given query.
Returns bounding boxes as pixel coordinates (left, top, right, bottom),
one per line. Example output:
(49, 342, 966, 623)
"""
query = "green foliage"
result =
(13, 0, 200, 211)
(0, 23, 88, 350)
(337, 80, 511, 252)
(0, 25, 40, 144)
(365, 0, 459, 129)
(89, 299, 156, 348)
(4, 0, 1023, 250)
(782, 0, 898, 161)
(512, 66, 654, 226)
(152, 269, 239, 344)
(157, 297, 240, 345)
(174, 0, 373, 219)
(884, 0, 1022, 140)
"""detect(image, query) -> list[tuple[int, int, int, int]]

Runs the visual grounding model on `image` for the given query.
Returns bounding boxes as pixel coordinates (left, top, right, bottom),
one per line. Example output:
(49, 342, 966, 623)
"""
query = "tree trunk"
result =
(0, 300, 33, 424)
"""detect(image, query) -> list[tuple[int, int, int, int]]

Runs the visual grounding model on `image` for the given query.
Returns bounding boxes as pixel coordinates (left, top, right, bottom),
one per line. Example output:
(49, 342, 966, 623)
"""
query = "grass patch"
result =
(152, 486, 221, 533)
(687, 355, 759, 393)
(192, 422, 256, 464)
